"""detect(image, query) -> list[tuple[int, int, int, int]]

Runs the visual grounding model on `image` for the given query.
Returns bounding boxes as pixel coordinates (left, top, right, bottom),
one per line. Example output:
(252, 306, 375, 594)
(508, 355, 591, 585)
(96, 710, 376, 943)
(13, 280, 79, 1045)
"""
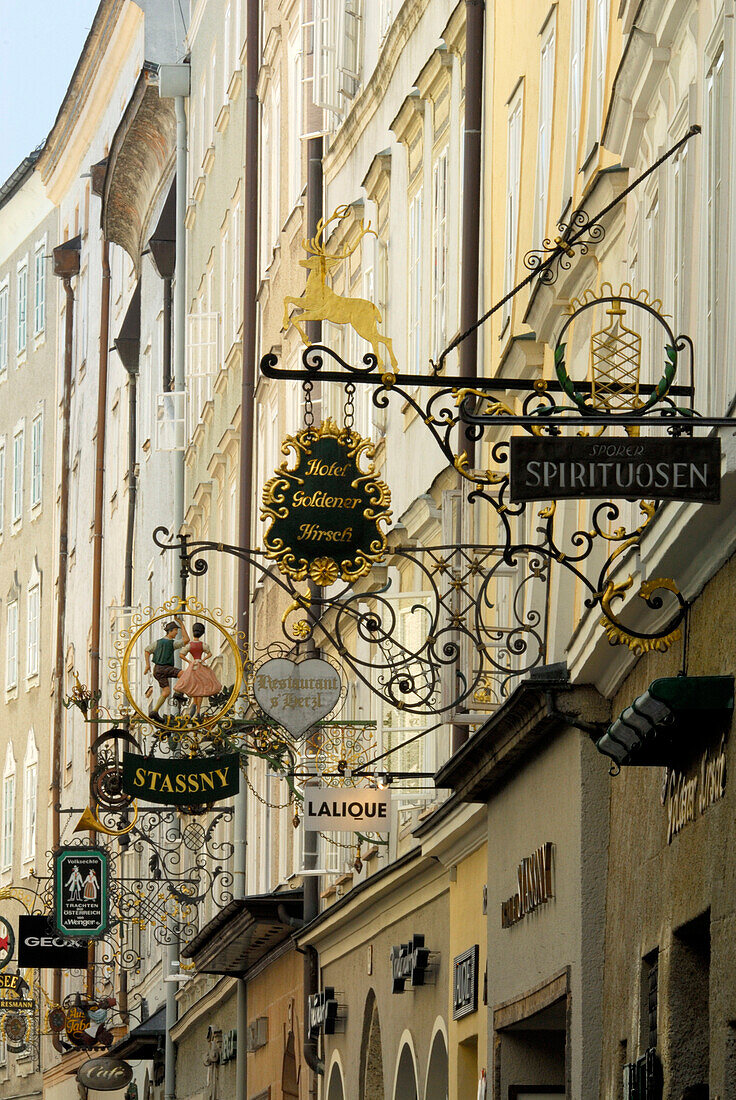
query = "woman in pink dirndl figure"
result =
(174, 623, 222, 717)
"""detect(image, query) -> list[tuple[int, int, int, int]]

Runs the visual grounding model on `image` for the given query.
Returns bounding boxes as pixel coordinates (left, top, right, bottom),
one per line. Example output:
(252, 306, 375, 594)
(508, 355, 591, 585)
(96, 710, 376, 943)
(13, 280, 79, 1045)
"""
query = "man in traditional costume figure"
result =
(65, 864, 83, 899)
(144, 616, 190, 721)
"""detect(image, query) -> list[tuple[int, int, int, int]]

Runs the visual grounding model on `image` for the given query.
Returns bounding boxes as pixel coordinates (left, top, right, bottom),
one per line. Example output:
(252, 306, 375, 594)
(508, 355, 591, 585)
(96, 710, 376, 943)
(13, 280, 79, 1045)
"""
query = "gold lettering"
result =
(214, 768, 229, 787)
(175, 774, 187, 793)
(160, 775, 174, 793)
(200, 773, 215, 792)
(134, 767, 146, 787)
(188, 774, 199, 792)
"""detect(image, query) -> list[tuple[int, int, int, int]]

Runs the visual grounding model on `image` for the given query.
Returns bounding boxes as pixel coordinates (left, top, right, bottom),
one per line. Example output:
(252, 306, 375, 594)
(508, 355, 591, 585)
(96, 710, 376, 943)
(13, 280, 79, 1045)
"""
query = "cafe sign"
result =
(121, 752, 240, 806)
(261, 418, 391, 586)
(509, 437, 721, 503)
(303, 786, 390, 833)
(253, 658, 341, 738)
(54, 846, 110, 939)
(77, 1057, 133, 1091)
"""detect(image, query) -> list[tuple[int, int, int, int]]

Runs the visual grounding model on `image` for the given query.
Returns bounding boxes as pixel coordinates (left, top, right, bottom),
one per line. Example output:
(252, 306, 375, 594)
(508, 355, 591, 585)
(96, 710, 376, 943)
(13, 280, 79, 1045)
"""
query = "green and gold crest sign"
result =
(261, 418, 391, 585)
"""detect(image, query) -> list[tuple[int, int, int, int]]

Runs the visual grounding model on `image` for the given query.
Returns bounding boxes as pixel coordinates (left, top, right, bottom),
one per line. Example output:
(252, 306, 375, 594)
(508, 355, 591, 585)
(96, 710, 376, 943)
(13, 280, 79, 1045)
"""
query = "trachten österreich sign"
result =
(253, 658, 341, 738)
(53, 847, 110, 939)
(121, 752, 240, 806)
(261, 417, 391, 586)
(510, 436, 721, 503)
(303, 787, 390, 832)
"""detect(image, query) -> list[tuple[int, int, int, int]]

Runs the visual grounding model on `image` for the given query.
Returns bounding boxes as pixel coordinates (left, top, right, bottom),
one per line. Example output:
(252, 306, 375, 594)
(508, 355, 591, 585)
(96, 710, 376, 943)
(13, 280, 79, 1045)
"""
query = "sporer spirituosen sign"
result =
(509, 436, 720, 503)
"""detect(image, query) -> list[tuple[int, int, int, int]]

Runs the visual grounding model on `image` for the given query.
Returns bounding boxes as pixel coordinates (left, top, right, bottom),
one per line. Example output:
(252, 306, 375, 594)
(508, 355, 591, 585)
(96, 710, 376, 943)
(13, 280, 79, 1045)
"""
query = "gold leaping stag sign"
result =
(283, 205, 397, 371)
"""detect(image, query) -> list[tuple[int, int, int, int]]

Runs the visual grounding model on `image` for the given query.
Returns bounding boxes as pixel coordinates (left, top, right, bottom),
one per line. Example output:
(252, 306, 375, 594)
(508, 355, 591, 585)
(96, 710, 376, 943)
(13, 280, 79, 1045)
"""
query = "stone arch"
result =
(423, 1022, 449, 1100)
(359, 988, 385, 1100)
(392, 1032, 419, 1100)
(327, 1058, 346, 1100)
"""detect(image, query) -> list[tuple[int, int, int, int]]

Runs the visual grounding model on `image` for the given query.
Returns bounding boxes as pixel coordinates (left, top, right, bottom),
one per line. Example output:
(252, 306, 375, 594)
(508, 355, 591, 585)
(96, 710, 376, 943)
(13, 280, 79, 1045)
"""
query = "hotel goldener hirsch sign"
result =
(261, 418, 391, 587)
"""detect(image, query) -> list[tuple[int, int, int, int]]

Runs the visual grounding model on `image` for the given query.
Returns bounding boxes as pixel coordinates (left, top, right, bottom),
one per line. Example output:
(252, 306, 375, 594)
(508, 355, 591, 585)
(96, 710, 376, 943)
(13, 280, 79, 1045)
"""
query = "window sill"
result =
(30, 501, 41, 519)
(203, 144, 216, 175)
(185, 202, 197, 230)
(33, 330, 45, 351)
(10, 520, 22, 535)
(193, 175, 206, 204)
(24, 675, 39, 692)
(16, 351, 27, 367)
(228, 68, 242, 103)
(216, 103, 230, 134)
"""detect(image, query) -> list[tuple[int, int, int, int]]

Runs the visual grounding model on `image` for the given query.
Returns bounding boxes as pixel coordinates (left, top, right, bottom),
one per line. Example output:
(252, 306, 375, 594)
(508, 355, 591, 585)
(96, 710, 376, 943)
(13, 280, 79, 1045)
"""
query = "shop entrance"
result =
(494, 980, 567, 1099)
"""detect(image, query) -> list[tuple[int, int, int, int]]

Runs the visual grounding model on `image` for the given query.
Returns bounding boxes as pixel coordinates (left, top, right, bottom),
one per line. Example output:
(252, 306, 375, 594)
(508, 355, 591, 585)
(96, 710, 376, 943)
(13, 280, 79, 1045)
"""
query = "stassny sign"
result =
(121, 752, 240, 806)
(510, 437, 721, 503)
(303, 787, 390, 833)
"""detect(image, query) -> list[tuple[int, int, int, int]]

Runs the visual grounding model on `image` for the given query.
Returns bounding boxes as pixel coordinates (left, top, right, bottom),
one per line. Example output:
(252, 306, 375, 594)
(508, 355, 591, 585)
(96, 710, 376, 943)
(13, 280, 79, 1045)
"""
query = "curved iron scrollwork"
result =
(523, 208, 606, 286)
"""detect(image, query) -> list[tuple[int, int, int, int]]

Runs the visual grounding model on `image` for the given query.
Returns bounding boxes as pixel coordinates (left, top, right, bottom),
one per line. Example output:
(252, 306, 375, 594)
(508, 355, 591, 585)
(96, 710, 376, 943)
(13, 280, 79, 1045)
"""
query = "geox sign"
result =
(501, 842, 554, 928)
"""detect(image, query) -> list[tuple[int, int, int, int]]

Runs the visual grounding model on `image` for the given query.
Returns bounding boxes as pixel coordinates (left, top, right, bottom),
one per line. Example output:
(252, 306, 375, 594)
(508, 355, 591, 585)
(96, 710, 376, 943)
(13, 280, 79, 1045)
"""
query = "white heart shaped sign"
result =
(253, 658, 342, 739)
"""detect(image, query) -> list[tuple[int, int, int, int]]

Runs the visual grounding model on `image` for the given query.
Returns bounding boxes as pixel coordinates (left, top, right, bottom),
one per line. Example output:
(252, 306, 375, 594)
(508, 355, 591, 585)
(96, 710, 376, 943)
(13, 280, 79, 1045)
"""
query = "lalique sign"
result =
(509, 437, 721, 503)
(121, 752, 240, 806)
(253, 658, 341, 738)
(303, 787, 390, 832)
(261, 418, 391, 586)
(54, 847, 110, 939)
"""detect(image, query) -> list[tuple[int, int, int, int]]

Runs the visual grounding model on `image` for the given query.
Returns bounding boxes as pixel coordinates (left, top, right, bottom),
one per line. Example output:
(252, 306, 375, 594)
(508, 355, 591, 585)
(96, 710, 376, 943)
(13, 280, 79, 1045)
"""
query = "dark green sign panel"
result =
(54, 847, 110, 939)
(261, 419, 391, 586)
(122, 752, 240, 806)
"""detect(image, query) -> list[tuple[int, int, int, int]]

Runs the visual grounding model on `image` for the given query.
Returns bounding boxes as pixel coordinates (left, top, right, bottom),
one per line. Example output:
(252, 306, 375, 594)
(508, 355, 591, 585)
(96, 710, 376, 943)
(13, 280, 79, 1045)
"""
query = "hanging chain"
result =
(303, 379, 314, 428)
(343, 382, 355, 433)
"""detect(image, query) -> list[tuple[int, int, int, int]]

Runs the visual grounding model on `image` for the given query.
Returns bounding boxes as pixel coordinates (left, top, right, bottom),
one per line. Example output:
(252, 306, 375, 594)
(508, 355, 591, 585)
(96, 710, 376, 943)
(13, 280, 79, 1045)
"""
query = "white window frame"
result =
(502, 86, 524, 329)
(26, 581, 40, 680)
(705, 46, 724, 413)
(22, 731, 37, 864)
(6, 600, 18, 690)
(288, 25, 304, 211)
(34, 237, 46, 336)
(564, 0, 586, 201)
(223, 3, 232, 102)
(408, 187, 423, 373)
(672, 140, 689, 333)
(0, 280, 8, 376)
(16, 259, 28, 356)
(1, 746, 14, 871)
(432, 149, 449, 358)
(12, 424, 23, 526)
(231, 203, 241, 342)
(0, 441, 5, 537)
(30, 412, 42, 508)
(534, 16, 556, 248)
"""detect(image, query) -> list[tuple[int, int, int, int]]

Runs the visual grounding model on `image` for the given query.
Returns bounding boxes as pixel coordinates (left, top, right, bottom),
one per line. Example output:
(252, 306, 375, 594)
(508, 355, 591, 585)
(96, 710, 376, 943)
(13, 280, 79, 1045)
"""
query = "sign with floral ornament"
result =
(261, 418, 391, 585)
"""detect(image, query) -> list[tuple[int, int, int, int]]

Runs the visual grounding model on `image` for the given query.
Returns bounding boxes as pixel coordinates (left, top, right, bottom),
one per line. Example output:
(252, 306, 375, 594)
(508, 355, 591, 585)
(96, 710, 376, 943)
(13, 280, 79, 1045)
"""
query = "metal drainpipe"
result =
(234, 6, 260, 1100)
(453, 0, 485, 754)
(303, 135, 325, 1087)
(51, 238, 80, 1011)
(86, 235, 110, 997)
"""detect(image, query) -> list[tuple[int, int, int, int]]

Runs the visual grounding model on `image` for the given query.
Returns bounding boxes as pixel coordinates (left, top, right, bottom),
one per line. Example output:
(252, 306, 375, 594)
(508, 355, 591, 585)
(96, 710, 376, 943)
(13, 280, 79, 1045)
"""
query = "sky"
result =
(0, 0, 102, 185)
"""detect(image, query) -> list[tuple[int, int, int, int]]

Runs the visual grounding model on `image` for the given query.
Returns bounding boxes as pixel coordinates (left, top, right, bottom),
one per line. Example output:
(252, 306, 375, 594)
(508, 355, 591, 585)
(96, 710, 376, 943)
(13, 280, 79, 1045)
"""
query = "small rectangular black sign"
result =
(453, 945, 479, 1020)
(122, 752, 240, 806)
(509, 436, 721, 503)
(18, 915, 88, 969)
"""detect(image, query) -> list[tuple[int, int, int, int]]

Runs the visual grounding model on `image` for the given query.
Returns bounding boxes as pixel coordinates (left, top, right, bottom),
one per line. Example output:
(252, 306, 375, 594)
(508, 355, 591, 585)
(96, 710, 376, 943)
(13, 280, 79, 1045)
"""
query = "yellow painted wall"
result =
(449, 842, 488, 1100)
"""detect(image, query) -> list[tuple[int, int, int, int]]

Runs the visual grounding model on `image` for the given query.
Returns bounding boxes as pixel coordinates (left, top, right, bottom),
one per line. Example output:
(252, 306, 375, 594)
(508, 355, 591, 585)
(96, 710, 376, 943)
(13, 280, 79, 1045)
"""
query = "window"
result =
(12, 427, 23, 524)
(223, 4, 232, 101)
(535, 18, 556, 247)
(0, 442, 5, 536)
(502, 89, 524, 328)
(432, 150, 448, 357)
(288, 27, 303, 210)
(565, 0, 587, 199)
(31, 413, 42, 507)
(672, 143, 689, 332)
(270, 79, 281, 247)
(22, 732, 37, 864)
(706, 48, 724, 411)
(0, 281, 7, 375)
(408, 188, 423, 373)
(589, 0, 609, 144)
(232, 204, 241, 341)
(26, 583, 39, 679)
(313, 0, 363, 121)
(34, 240, 46, 335)
(16, 261, 27, 355)
(1, 747, 13, 870)
(6, 601, 18, 689)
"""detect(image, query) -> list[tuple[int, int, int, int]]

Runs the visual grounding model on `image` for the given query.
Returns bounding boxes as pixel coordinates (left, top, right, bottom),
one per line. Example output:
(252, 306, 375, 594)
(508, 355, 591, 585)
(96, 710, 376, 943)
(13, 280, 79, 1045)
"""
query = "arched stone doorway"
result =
(360, 990, 385, 1100)
(394, 1043, 419, 1100)
(424, 1029, 449, 1100)
(327, 1062, 346, 1100)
